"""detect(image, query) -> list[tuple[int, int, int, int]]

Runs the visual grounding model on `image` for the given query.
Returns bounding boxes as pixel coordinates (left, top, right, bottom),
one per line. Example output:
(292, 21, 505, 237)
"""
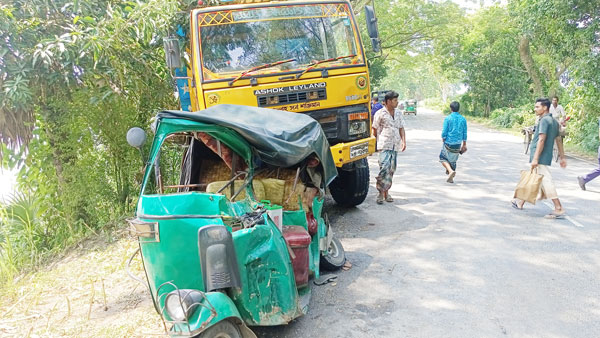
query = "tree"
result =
(1, 0, 181, 243)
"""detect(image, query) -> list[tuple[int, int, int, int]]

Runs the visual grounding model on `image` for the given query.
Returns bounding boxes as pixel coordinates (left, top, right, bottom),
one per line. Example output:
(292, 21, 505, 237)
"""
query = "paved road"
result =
(255, 108, 600, 338)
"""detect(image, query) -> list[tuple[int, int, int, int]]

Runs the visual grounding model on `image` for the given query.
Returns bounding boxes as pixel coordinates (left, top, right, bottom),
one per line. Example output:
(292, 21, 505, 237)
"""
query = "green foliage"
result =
(564, 86, 600, 152)
(363, 0, 599, 154)
(357, 0, 464, 98)
(0, 193, 48, 282)
(0, 0, 180, 280)
(456, 6, 531, 115)
(490, 106, 534, 129)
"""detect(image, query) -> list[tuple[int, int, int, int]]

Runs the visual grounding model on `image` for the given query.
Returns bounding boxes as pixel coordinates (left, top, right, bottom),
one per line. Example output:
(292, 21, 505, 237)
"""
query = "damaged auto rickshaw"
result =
(126, 104, 346, 337)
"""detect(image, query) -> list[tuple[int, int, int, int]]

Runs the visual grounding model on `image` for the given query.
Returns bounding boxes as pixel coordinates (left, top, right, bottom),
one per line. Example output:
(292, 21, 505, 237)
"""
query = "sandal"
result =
(511, 200, 523, 210)
(385, 196, 394, 202)
(376, 195, 384, 204)
(545, 212, 565, 219)
(447, 171, 456, 183)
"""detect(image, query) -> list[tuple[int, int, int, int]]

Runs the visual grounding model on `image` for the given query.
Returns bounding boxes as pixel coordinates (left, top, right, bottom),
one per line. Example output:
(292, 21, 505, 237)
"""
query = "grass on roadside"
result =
(0, 231, 165, 338)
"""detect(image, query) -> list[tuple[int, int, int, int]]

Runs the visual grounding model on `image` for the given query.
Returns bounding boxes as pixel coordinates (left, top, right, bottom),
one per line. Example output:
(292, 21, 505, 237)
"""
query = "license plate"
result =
(350, 142, 369, 158)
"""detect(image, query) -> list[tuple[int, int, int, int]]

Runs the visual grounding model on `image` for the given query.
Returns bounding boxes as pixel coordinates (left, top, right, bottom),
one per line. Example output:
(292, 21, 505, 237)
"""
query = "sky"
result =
(449, 0, 506, 12)
(0, 169, 17, 202)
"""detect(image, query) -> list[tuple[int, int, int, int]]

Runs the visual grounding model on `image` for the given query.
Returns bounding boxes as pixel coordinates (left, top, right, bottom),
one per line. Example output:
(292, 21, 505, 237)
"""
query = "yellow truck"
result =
(166, 0, 380, 206)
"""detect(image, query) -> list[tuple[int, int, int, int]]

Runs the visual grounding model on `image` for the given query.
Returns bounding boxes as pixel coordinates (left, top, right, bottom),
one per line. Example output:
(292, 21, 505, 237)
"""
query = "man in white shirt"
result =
(549, 96, 566, 134)
(372, 91, 407, 204)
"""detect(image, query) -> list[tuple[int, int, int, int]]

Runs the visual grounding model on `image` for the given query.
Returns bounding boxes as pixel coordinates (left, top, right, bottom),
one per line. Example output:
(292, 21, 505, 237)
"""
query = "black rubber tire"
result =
(198, 320, 242, 338)
(329, 158, 369, 207)
(320, 236, 346, 271)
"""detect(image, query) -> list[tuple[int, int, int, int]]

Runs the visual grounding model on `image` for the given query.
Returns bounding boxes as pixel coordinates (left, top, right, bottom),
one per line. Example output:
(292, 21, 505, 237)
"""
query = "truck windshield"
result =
(197, 3, 363, 81)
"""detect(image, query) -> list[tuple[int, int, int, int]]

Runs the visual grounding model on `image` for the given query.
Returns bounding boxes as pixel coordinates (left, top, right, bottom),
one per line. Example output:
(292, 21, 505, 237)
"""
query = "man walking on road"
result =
(372, 91, 406, 204)
(512, 98, 567, 218)
(440, 101, 467, 183)
(577, 118, 600, 190)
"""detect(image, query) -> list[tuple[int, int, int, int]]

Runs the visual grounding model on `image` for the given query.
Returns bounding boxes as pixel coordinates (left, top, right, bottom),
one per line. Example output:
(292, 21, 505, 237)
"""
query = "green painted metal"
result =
(229, 222, 302, 325)
(170, 292, 242, 336)
(135, 116, 328, 331)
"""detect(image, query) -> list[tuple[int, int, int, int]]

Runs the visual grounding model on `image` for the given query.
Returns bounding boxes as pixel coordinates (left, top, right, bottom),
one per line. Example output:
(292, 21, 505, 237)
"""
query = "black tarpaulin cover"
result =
(157, 104, 337, 185)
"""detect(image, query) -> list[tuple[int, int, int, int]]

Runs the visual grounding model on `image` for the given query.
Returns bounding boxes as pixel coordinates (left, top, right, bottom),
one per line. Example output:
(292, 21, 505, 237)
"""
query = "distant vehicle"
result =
(371, 90, 393, 101)
(404, 99, 417, 115)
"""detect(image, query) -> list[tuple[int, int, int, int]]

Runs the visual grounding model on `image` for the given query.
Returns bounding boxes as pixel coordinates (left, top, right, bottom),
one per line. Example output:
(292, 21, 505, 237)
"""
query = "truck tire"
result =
(329, 158, 369, 207)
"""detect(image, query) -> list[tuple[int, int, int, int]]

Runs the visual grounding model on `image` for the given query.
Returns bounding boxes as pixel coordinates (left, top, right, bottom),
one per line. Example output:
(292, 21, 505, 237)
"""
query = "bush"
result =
(565, 86, 600, 152)
(490, 106, 532, 128)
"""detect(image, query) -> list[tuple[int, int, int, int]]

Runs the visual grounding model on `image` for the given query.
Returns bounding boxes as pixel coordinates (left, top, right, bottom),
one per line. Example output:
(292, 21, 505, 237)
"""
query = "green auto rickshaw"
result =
(404, 99, 417, 115)
(126, 105, 346, 337)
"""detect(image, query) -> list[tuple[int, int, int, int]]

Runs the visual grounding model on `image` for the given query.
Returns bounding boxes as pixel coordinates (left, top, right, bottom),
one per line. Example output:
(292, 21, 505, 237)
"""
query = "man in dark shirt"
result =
(371, 97, 383, 122)
(512, 98, 567, 218)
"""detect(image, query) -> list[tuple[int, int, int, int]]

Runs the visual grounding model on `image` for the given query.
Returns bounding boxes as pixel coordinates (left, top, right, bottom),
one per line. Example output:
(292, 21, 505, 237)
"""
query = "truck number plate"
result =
(350, 142, 369, 159)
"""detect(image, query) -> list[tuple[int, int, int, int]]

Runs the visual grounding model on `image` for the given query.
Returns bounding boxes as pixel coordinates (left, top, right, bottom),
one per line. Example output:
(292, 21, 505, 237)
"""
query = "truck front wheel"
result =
(329, 158, 369, 207)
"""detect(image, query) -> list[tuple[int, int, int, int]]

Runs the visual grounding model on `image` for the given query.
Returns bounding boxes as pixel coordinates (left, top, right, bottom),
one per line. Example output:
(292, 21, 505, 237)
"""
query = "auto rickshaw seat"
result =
(254, 167, 307, 211)
(205, 180, 266, 201)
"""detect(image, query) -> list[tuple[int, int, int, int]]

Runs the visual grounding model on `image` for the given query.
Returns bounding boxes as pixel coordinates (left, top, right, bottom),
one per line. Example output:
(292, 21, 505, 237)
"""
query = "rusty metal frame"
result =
(155, 281, 218, 337)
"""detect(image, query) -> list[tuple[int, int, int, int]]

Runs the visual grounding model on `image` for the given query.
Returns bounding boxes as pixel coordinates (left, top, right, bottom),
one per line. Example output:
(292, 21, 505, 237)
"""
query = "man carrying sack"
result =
(512, 98, 567, 219)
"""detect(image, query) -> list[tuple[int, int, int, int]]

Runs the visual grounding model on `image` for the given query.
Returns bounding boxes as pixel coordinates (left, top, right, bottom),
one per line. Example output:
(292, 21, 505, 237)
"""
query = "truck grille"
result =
(257, 89, 326, 107)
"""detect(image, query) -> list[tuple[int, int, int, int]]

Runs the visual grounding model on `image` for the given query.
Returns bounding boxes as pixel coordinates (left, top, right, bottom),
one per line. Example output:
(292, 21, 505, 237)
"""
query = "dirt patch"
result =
(0, 234, 165, 337)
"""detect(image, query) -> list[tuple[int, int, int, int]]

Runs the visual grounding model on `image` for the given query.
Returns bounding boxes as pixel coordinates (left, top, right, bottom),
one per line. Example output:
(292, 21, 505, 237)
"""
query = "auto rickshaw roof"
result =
(156, 104, 338, 186)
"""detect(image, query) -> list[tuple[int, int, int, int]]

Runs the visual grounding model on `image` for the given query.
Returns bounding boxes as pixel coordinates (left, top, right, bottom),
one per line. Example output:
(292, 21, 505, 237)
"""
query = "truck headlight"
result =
(164, 289, 204, 321)
(348, 121, 367, 135)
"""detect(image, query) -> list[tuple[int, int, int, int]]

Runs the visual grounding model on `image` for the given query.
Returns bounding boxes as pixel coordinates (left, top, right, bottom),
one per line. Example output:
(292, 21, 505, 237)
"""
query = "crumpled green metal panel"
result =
(230, 222, 303, 326)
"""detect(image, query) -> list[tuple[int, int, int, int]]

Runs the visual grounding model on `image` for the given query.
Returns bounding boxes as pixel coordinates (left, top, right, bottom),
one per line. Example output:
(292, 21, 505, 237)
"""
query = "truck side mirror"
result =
(364, 6, 381, 53)
(163, 36, 182, 69)
(127, 127, 147, 149)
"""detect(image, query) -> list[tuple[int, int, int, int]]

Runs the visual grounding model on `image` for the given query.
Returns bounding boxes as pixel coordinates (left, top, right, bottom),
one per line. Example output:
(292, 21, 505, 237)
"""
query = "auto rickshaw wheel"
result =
(197, 319, 242, 338)
(329, 158, 369, 207)
(320, 236, 346, 271)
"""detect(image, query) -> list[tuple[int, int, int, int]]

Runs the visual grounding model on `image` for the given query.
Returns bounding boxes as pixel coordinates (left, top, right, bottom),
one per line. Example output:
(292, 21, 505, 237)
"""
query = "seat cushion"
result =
(206, 180, 265, 201)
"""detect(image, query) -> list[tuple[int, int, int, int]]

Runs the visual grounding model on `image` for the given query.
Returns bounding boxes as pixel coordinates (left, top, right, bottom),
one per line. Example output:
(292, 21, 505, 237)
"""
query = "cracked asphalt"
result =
(254, 108, 600, 338)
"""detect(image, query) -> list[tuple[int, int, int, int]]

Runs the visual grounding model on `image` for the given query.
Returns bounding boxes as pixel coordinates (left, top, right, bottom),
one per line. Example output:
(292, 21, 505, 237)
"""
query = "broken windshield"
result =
(197, 4, 363, 81)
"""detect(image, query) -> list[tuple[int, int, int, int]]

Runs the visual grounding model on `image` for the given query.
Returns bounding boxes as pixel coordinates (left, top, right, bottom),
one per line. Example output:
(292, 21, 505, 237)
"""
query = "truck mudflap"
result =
(330, 136, 376, 167)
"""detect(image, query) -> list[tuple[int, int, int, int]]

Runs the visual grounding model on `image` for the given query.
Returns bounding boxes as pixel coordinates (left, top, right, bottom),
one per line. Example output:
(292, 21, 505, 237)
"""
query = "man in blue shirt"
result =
(440, 101, 467, 183)
(371, 97, 383, 122)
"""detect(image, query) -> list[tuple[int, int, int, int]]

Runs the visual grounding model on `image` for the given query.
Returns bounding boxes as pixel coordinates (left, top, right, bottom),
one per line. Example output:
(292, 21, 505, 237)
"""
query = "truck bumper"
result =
(330, 136, 376, 167)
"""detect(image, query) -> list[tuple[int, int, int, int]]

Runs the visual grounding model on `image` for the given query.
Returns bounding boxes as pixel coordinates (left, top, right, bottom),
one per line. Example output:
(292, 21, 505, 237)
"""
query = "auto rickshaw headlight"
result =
(164, 289, 204, 321)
